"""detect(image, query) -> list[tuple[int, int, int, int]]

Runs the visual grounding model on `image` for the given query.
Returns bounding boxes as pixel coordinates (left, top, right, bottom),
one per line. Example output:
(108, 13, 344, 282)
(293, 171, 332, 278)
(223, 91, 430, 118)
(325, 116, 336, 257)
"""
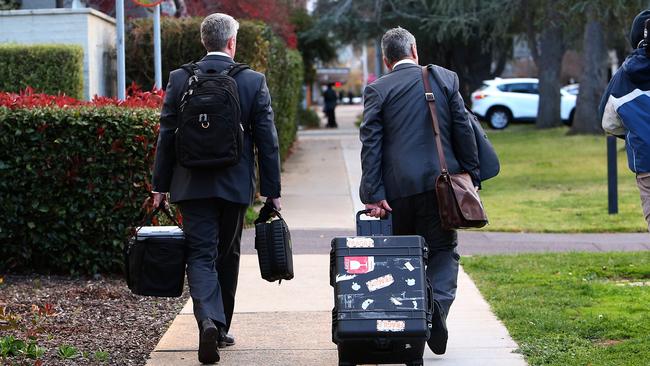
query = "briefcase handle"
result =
(254, 202, 283, 225)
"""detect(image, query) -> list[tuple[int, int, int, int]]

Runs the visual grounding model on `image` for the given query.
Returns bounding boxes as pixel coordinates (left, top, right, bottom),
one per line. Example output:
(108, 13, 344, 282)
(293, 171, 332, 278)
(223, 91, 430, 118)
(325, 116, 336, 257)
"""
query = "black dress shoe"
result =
(217, 328, 235, 348)
(427, 300, 448, 355)
(198, 319, 220, 364)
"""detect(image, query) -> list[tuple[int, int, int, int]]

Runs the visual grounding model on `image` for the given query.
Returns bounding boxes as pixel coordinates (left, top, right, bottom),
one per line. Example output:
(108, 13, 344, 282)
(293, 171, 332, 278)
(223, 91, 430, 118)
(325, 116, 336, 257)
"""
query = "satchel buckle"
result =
(425, 92, 435, 101)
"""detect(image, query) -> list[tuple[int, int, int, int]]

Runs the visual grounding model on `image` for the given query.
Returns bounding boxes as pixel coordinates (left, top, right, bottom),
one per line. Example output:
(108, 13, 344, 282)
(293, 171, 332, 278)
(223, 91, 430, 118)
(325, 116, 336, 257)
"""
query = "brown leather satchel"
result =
(421, 66, 488, 230)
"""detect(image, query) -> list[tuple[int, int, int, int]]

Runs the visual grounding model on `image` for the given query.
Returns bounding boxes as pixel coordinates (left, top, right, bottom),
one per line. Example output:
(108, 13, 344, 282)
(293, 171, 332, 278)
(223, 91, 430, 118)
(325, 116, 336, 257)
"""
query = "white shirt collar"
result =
(393, 58, 417, 68)
(206, 51, 232, 59)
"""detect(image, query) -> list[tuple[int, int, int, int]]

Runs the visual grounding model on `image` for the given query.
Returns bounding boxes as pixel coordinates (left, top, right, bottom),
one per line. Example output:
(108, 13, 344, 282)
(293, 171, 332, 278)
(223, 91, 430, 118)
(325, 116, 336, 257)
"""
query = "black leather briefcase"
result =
(254, 203, 294, 283)
(125, 206, 186, 297)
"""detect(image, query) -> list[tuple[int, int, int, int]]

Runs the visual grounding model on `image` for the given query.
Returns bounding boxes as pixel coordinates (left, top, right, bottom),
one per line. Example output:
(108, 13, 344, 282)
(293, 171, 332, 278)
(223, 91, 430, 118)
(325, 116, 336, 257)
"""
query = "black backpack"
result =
(175, 62, 250, 169)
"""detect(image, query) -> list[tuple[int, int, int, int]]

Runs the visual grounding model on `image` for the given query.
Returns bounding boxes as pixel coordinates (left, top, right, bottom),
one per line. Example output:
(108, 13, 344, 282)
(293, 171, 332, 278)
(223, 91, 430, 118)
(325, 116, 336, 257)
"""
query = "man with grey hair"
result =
(360, 26, 479, 355)
(152, 12, 282, 364)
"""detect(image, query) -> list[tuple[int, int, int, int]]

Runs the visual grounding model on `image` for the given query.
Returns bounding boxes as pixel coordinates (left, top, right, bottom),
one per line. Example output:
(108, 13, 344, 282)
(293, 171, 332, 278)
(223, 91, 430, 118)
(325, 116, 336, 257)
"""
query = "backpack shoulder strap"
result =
(220, 63, 250, 78)
(180, 62, 200, 77)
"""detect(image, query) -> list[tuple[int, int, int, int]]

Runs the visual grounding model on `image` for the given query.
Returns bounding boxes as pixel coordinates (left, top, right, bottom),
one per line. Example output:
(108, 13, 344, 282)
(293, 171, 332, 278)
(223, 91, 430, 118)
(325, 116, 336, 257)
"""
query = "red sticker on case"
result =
(344, 256, 375, 274)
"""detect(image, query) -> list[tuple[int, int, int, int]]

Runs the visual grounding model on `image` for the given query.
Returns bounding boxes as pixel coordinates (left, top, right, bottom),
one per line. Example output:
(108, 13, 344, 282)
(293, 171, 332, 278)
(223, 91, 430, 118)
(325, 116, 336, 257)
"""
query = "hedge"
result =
(126, 18, 303, 159)
(0, 91, 163, 275)
(0, 44, 84, 100)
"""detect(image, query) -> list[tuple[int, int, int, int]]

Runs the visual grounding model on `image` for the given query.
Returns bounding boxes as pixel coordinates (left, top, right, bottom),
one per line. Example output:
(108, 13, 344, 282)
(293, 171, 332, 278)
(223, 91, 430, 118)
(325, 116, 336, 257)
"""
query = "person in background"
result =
(348, 90, 354, 105)
(324, 83, 338, 128)
(601, 10, 650, 232)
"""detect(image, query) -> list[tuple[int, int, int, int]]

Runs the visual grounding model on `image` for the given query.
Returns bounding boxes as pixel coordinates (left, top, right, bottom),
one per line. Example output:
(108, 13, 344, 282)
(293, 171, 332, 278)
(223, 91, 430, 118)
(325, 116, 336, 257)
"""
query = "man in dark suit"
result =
(323, 83, 338, 128)
(151, 13, 281, 364)
(359, 27, 479, 355)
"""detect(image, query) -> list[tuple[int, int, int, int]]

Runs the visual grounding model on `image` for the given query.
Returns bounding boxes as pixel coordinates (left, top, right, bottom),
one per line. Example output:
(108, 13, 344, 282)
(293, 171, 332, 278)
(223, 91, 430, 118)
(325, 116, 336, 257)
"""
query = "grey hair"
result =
(381, 27, 416, 65)
(201, 13, 240, 52)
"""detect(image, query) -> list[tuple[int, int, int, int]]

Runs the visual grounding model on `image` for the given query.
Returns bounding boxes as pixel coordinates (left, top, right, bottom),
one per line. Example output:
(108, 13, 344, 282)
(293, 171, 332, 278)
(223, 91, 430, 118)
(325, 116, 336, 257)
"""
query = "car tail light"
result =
(473, 93, 488, 100)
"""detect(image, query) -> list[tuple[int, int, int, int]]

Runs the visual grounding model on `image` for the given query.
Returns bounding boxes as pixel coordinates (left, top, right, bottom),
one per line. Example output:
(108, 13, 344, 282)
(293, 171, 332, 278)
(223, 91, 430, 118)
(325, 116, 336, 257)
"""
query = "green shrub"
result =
(268, 48, 304, 159)
(0, 106, 158, 274)
(126, 18, 303, 159)
(0, 44, 84, 99)
(298, 107, 321, 128)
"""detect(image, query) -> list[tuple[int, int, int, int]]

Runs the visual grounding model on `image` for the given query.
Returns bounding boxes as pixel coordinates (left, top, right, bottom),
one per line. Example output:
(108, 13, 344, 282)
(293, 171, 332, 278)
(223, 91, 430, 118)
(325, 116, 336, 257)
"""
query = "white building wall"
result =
(0, 8, 116, 99)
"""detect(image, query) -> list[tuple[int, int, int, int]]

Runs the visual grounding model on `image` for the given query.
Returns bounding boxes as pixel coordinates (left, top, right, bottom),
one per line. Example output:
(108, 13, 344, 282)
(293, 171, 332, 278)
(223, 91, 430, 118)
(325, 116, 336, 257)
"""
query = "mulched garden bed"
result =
(0, 275, 189, 365)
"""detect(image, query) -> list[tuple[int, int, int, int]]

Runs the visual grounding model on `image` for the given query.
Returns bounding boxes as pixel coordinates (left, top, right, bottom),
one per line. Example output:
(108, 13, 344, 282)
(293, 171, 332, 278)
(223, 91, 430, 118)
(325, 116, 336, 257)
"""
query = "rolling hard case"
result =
(330, 210, 432, 366)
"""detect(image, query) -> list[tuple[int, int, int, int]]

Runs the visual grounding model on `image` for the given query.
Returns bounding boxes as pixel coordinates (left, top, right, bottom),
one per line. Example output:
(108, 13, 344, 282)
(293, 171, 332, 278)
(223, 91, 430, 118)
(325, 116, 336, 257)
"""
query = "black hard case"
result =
(330, 211, 431, 366)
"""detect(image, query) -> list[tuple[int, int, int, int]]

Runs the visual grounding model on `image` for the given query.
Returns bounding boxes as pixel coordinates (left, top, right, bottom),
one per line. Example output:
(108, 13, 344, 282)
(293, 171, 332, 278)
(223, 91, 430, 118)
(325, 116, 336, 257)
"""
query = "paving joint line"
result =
(153, 348, 337, 353)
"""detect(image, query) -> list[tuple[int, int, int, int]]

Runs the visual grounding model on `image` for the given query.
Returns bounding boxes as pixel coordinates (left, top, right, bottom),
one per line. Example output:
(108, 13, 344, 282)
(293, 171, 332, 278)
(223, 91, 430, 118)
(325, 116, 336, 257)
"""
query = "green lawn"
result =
(463, 252, 650, 366)
(481, 125, 647, 232)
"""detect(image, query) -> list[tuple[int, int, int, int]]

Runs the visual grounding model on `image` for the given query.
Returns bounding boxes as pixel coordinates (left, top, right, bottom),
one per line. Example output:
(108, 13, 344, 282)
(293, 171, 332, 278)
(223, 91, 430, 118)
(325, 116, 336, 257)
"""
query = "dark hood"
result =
(630, 9, 650, 48)
(623, 47, 650, 84)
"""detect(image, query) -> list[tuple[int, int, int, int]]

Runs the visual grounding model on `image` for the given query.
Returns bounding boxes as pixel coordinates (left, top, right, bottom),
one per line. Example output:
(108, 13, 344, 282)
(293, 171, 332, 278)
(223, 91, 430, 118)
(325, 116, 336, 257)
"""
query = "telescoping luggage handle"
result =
(356, 209, 393, 236)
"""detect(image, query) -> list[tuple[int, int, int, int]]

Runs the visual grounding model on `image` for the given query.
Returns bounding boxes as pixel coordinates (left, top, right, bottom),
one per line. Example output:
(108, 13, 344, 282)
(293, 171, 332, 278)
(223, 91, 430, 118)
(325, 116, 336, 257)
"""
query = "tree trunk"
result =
(535, 20, 565, 129)
(570, 8, 608, 135)
(173, 0, 188, 17)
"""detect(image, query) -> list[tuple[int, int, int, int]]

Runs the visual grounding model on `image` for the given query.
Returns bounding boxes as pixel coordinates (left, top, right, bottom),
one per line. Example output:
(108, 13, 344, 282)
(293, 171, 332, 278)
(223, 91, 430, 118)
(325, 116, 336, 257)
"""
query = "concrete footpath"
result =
(147, 105, 524, 365)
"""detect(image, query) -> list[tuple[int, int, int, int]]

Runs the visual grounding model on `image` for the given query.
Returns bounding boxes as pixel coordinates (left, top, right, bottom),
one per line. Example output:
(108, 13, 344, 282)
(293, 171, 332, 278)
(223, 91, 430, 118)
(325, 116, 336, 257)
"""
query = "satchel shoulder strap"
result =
(421, 66, 449, 174)
(427, 64, 476, 117)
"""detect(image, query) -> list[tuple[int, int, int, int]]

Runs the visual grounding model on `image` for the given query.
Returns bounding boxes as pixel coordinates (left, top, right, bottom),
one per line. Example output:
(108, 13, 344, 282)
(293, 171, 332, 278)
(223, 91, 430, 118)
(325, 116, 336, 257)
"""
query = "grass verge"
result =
(481, 125, 646, 232)
(462, 252, 650, 366)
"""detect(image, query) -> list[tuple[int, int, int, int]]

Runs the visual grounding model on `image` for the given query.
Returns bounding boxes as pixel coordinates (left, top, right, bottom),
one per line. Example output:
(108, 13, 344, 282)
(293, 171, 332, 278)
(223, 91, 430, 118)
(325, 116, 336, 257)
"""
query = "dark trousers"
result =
(325, 108, 337, 127)
(178, 198, 247, 331)
(389, 190, 460, 317)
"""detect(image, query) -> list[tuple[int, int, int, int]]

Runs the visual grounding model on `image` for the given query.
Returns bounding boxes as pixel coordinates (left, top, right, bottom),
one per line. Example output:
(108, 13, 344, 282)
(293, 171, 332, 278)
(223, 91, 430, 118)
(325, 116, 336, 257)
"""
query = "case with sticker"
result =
(331, 215, 432, 366)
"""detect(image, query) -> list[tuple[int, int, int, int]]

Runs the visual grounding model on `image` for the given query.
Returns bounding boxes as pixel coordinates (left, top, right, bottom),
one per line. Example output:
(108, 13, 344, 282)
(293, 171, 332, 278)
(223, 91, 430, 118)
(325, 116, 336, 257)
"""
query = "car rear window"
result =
(498, 82, 538, 94)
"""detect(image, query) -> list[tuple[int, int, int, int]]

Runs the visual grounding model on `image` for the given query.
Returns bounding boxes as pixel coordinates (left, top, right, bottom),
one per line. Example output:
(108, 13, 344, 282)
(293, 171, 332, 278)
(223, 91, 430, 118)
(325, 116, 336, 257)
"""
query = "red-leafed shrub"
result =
(0, 84, 164, 110)
(199, 0, 298, 48)
(0, 88, 163, 274)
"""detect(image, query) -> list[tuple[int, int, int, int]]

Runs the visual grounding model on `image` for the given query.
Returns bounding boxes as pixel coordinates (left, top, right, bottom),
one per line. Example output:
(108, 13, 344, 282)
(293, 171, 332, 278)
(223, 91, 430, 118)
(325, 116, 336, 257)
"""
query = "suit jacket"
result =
(152, 54, 281, 205)
(323, 88, 338, 112)
(359, 62, 479, 204)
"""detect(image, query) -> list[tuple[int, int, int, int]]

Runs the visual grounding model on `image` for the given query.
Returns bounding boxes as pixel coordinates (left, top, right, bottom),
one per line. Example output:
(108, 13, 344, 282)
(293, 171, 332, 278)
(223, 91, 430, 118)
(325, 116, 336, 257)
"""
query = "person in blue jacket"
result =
(600, 9, 650, 231)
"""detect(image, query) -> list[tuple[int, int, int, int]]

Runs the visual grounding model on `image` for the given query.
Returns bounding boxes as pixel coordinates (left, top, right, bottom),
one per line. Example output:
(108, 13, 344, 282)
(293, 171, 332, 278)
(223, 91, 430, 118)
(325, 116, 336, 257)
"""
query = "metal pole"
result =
(375, 38, 383, 78)
(606, 58, 619, 215)
(607, 135, 618, 214)
(361, 43, 368, 92)
(116, 0, 126, 100)
(153, 5, 163, 89)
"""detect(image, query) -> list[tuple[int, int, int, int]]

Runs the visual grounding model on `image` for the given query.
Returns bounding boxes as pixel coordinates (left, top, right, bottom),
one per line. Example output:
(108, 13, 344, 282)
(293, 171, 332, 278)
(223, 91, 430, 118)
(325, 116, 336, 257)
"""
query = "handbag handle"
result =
(421, 66, 449, 175)
(136, 203, 182, 231)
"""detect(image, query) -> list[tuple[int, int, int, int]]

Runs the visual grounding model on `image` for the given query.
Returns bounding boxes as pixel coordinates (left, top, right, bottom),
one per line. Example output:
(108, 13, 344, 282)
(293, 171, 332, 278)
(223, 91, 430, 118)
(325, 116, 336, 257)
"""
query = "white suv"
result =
(470, 78, 577, 129)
